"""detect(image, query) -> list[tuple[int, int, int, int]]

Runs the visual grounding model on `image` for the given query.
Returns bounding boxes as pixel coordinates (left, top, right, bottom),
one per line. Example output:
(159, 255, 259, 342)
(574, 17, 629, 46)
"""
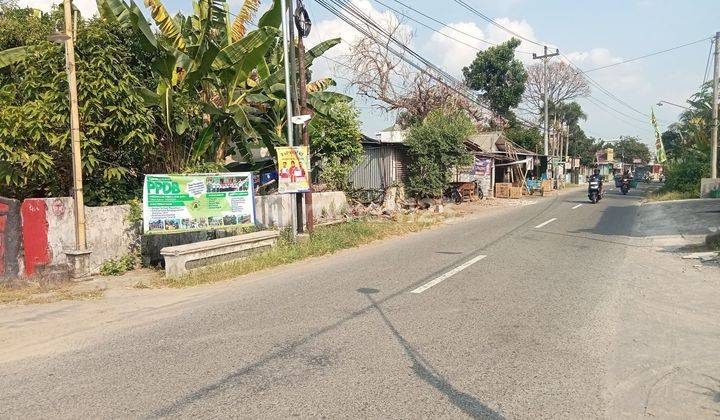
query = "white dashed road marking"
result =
(410, 255, 487, 294)
(534, 218, 557, 229)
(571, 204, 583, 209)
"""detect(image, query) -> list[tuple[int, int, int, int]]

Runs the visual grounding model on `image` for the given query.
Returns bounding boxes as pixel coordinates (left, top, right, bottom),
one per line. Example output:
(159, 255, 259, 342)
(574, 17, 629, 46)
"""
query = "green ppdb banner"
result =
(142, 173, 255, 233)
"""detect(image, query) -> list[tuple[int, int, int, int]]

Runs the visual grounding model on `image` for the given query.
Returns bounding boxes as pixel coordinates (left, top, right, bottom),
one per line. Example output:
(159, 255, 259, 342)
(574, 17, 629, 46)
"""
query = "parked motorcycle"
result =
(588, 179, 602, 204)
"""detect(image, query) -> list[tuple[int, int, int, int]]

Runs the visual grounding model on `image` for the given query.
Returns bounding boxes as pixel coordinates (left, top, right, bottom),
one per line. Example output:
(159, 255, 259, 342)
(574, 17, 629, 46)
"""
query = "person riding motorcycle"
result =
(588, 169, 603, 196)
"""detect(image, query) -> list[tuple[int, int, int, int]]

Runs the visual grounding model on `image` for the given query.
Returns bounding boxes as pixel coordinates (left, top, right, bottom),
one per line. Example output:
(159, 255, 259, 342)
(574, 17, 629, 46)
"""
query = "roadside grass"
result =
(643, 189, 699, 202)
(156, 215, 444, 288)
(0, 281, 104, 305)
(707, 234, 720, 251)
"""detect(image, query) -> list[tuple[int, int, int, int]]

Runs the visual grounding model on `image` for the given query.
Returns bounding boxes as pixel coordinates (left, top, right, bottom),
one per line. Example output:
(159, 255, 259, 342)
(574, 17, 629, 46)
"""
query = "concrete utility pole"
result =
(295, 0, 314, 233)
(62, 0, 86, 251)
(286, 0, 304, 234)
(280, 0, 298, 239)
(712, 31, 719, 178)
(533, 46, 560, 157)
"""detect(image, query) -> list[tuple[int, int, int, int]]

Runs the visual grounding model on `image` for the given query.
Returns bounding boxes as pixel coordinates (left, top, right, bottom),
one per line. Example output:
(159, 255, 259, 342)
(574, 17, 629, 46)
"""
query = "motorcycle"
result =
(620, 177, 630, 195)
(588, 179, 602, 204)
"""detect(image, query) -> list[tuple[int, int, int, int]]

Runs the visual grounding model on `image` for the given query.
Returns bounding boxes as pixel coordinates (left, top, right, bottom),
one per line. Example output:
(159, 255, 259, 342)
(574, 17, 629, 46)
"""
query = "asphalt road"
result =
(1, 184, 719, 419)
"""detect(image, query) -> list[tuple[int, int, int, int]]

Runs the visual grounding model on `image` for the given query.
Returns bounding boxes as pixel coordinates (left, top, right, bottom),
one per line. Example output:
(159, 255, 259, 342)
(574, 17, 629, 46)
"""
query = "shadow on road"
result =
(152, 197, 564, 417)
(572, 205, 641, 238)
(358, 288, 503, 420)
(690, 375, 720, 416)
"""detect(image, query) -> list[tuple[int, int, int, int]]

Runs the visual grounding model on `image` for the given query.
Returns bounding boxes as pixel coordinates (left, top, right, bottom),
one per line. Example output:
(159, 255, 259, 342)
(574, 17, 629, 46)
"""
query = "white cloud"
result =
(425, 22, 486, 76)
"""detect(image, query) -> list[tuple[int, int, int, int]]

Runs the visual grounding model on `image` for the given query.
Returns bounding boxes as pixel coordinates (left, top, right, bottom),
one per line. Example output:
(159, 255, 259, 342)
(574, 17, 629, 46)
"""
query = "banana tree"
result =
(96, 0, 349, 168)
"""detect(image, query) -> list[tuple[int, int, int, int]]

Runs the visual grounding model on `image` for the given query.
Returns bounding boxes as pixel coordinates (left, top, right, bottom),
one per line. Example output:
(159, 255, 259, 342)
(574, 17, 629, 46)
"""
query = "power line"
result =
(369, 0, 494, 54)
(561, 52, 654, 120)
(445, 0, 674, 125)
(582, 94, 650, 128)
(581, 36, 712, 73)
(703, 37, 714, 85)
(379, 0, 534, 54)
(452, 0, 543, 47)
(313, 0, 545, 130)
(582, 96, 648, 132)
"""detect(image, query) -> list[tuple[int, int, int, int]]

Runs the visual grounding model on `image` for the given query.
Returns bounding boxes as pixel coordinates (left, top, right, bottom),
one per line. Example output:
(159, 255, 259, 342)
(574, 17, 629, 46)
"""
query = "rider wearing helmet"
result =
(588, 168, 603, 195)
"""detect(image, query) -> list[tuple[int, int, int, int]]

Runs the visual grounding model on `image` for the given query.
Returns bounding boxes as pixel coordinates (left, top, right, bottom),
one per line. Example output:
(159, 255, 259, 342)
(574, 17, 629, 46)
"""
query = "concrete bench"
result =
(160, 230, 280, 277)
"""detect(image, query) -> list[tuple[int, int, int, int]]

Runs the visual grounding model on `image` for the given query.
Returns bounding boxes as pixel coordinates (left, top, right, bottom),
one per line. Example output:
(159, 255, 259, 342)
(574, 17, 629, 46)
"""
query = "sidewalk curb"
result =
(641, 198, 720, 206)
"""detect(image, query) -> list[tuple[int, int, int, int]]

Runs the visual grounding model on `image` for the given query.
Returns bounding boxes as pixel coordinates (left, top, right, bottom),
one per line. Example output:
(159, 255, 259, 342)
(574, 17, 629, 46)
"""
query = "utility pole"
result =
(533, 46, 560, 157)
(295, 0, 314, 233)
(63, 0, 86, 251)
(564, 122, 569, 161)
(280, 0, 298, 239)
(286, 0, 304, 234)
(712, 31, 719, 178)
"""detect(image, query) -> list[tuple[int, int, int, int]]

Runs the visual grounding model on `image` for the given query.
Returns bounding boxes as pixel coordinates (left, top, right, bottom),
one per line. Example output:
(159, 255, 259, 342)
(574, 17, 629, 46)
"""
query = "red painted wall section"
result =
(21, 199, 50, 276)
(0, 203, 7, 275)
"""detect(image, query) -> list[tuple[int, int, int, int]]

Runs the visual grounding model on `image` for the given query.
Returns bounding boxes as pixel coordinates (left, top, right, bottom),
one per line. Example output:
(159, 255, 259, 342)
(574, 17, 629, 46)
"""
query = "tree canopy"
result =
(405, 109, 474, 198)
(0, 15, 156, 204)
(612, 136, 652, 164)
(462, 38, 527, 118)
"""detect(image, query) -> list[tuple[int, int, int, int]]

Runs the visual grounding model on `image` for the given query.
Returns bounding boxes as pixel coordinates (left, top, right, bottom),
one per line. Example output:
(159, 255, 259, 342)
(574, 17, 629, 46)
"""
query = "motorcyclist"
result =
(588, 168, 603, 196)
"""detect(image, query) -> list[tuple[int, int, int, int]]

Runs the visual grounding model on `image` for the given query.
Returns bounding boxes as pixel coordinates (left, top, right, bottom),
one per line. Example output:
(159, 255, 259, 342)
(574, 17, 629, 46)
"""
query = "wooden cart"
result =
(447, 181, 480, 203)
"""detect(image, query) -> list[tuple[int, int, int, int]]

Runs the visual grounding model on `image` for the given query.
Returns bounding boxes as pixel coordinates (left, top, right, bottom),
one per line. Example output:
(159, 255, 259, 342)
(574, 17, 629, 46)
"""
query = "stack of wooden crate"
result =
(495, 183, 511, 198)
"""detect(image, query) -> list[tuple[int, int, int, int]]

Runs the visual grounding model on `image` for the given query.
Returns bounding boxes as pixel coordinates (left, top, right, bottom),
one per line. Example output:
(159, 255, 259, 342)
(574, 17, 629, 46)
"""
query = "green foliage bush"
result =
(0, 18, 156, 204)
(99, 254, 136, 276)
(405, 109, 474, 198)
(310, 102, 363, 191)
(662, 154, 709, 195)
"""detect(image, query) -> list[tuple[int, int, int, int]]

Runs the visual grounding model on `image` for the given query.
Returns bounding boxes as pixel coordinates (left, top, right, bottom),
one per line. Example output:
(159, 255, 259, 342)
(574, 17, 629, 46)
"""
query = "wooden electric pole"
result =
(63, 0, 87, 250)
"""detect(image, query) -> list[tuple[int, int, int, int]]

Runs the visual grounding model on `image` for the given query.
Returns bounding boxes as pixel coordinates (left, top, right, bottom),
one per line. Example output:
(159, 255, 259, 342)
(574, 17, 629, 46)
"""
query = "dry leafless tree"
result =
(523, 60, 590, 113)
(338, 19, 485, 127)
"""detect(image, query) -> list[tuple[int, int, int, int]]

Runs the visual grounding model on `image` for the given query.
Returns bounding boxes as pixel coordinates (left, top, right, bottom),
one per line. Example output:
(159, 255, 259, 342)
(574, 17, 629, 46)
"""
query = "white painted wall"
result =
(43, 198, 139, 273)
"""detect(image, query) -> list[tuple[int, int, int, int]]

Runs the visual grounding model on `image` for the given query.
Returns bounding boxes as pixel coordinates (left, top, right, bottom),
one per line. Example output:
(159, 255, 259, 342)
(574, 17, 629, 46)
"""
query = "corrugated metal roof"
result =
(467, 132, 502, 153)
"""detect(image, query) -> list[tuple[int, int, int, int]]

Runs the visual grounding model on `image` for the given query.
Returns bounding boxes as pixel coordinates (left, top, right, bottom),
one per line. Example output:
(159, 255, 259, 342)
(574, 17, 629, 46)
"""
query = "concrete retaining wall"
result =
(701, 178, 720, 198)
(0, 197, 22, 280)
(255, 191, 348, 228)
(5, 191, 348, 280)
(16, 197, 138, 277)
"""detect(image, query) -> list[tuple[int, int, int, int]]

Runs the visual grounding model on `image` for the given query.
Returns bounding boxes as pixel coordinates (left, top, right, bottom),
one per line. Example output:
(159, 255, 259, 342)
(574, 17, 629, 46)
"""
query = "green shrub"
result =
(662, 156, 709, 195)
(99, 254, 136, 276)
(405, 109, 474, 198)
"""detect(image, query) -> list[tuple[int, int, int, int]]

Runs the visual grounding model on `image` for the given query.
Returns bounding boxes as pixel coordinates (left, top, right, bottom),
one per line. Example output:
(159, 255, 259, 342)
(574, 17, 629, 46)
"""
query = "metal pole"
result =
(280, 0, 298, 239)
(543, 46, 549, 156)
(63, 0, 86, 251)
(295, 0, 314, 233)
(711, 31, 719, 179)
(286, 0, 304, 234)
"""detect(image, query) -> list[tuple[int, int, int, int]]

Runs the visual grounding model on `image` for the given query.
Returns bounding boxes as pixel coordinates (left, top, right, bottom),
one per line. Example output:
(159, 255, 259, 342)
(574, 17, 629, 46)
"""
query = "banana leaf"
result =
(257, 0, 281, 28)
(190, 124, 215, 163)
(305, 38, 340, 68)
(145, 0, 186, 49)
(0, 46, 28, 69)
(212, 27, 278, 71)
(128, 0, 158, 49)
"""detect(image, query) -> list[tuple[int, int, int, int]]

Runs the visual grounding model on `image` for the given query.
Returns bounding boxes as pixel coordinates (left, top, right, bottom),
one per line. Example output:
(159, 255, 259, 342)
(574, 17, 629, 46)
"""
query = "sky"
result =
(19, 0, 720, 148)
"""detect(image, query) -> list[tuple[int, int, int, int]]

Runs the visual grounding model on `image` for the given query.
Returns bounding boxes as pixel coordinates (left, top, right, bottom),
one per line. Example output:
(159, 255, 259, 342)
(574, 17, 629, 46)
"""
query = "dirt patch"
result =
(0, 281, 105, 305)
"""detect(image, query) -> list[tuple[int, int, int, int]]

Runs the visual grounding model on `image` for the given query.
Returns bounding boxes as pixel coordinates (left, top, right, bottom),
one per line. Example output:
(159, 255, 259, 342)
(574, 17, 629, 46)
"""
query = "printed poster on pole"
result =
(142, 173, 255, 233)
(276, 146, 311, 193)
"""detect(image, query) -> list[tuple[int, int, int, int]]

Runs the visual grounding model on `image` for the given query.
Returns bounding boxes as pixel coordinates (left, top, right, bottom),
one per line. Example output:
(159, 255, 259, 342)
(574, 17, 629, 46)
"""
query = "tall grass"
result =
(157, 216, 442, 288)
